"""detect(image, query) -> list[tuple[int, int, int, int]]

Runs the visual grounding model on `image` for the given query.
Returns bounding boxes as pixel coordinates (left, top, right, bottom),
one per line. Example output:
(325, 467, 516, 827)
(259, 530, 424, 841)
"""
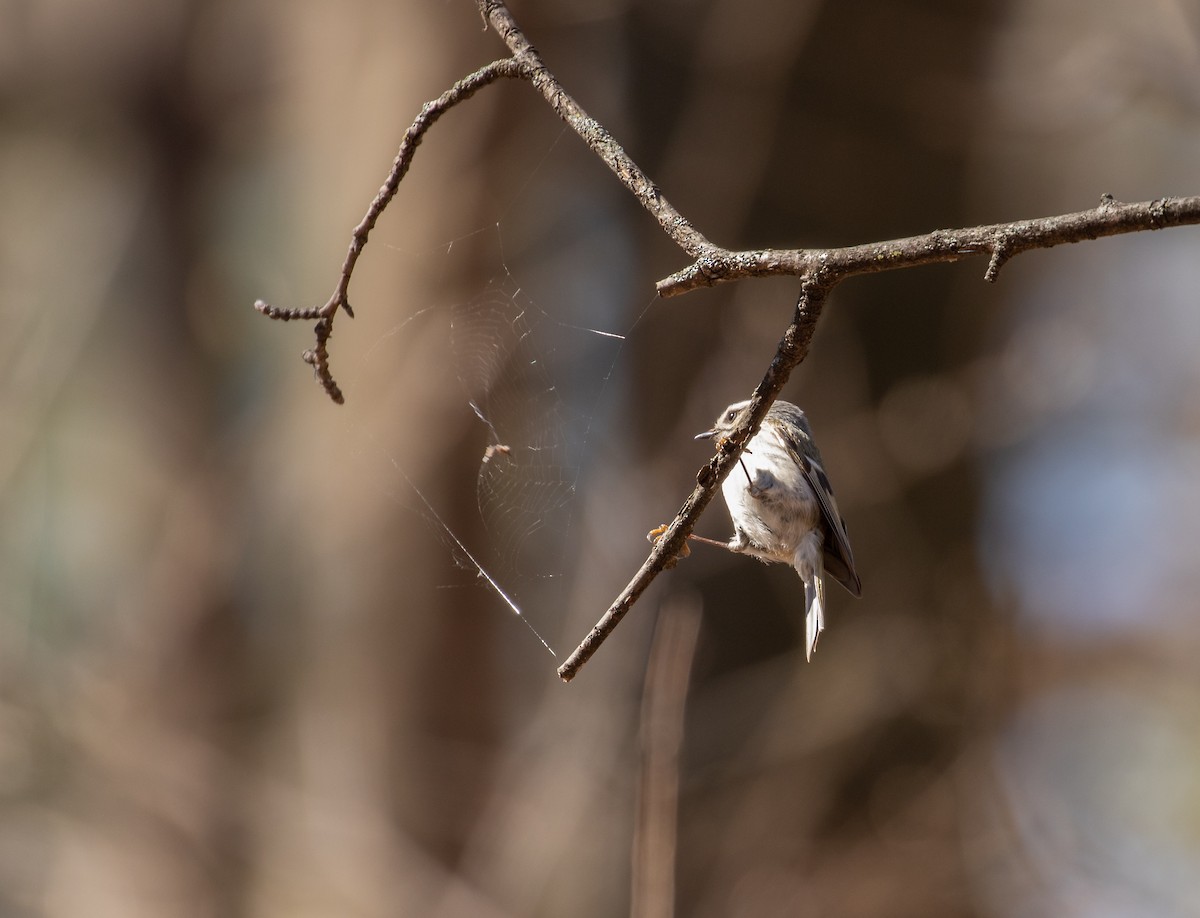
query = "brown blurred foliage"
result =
(3, 1, 1200, 916)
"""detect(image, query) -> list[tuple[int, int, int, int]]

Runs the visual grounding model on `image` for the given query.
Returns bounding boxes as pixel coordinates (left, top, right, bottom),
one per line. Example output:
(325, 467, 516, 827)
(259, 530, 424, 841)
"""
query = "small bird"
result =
(695, 398, 861, 660)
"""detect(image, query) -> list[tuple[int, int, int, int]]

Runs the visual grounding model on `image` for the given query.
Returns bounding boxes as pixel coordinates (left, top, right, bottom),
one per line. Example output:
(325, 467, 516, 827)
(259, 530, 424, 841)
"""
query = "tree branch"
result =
(253, 56, 525, 403)
(479, 0, 713, 258)
(253, 0, 1200, 680)
(654, 194, 1200, 296)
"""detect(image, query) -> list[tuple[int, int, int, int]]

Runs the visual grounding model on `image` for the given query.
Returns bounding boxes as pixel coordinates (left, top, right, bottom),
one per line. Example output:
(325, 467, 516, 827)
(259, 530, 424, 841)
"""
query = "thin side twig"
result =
(254, 56, 525, 403)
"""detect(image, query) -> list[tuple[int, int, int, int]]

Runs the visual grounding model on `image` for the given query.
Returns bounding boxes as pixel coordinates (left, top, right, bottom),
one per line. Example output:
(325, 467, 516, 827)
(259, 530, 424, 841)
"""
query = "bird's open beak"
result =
(694, 428, 716, 441)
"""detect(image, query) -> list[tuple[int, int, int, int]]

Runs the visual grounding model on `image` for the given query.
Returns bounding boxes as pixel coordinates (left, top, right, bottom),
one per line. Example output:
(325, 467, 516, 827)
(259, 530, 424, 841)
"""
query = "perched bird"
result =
(696, 398, 861, 660)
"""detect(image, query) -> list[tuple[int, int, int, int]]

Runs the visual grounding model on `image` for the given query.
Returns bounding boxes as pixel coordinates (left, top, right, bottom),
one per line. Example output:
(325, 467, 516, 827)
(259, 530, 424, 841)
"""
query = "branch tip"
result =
(254, 299, 326, 322)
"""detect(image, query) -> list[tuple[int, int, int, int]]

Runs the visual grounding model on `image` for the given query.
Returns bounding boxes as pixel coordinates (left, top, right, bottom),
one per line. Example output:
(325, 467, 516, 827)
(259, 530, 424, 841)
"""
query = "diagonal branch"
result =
(557, 277, 831, 680)
(479, 0, 713, 258)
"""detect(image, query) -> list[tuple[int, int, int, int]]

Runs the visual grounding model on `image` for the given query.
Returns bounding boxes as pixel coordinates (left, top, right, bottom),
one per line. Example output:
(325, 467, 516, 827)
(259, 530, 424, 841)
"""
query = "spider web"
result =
(355, 219, 652, 657)
(454, 271, 630, 580)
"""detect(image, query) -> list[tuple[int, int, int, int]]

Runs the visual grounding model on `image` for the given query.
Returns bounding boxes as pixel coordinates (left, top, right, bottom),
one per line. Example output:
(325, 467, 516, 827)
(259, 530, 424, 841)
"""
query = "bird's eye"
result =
(725, 410, 737, 422)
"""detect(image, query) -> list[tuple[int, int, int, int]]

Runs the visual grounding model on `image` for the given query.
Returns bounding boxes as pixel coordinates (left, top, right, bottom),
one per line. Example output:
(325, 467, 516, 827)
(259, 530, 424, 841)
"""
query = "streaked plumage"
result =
(696, 399, 861, 659)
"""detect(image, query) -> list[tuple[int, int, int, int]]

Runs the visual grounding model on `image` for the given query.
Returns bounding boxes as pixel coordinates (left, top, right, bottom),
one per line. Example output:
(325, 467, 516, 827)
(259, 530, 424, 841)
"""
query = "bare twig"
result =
(254, 56, 524, 403)
(479, 0, 714, 259)
(253, 0, 1200, 679)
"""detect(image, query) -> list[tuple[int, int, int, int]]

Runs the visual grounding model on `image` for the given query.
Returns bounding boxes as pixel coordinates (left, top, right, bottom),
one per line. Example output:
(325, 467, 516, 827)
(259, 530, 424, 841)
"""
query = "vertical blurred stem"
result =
(632, 592, 703, 918)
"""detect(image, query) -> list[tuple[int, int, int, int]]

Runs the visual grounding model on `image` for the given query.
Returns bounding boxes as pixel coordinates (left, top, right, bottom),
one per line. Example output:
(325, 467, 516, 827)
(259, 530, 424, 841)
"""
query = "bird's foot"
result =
(646, 523, 691, 565)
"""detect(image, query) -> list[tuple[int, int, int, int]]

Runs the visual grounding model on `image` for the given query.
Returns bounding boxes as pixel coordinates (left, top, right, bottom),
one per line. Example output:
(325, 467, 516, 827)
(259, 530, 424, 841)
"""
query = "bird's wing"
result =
(769, 415, 862, 597)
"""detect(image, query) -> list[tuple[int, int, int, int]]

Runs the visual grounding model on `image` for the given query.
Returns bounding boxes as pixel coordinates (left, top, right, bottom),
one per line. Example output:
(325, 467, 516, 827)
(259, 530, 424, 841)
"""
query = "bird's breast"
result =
(721, 429, 820, 561)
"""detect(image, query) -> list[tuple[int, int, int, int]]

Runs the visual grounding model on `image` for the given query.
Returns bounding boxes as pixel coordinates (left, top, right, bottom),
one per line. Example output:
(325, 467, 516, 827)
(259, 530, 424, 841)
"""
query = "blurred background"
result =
(3, 0, 1200, 915)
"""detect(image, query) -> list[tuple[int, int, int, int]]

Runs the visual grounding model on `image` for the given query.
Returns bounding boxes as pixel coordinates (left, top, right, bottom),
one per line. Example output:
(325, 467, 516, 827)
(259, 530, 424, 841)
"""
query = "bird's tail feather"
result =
(805, 573, 826, 661)
(795, 537, 826, 661)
